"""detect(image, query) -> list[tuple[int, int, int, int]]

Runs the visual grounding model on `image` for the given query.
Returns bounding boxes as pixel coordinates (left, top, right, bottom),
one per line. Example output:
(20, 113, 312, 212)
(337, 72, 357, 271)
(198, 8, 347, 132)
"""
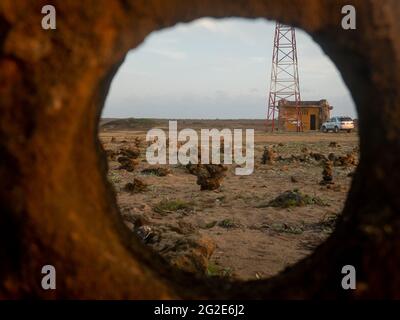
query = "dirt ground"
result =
(99, 119, 359, 281)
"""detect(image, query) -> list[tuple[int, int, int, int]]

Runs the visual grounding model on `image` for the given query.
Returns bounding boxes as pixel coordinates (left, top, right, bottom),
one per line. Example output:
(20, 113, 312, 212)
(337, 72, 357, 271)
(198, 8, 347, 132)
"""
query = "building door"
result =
(310, 114, 316, 130)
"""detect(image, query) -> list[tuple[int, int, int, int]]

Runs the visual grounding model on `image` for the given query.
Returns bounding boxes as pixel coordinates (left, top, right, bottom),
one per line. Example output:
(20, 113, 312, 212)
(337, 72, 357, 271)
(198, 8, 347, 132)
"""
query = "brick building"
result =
(277, 99, 333, 131)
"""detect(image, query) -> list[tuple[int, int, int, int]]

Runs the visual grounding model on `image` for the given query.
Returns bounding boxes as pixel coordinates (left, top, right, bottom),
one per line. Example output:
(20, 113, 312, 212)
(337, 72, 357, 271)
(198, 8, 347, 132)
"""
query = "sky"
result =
(102, 18, 356, 119)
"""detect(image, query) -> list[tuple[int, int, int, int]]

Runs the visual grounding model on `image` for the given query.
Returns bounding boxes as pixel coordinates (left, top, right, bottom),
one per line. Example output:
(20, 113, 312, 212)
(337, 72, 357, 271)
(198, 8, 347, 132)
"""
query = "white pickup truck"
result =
(321, 116, 354, 133)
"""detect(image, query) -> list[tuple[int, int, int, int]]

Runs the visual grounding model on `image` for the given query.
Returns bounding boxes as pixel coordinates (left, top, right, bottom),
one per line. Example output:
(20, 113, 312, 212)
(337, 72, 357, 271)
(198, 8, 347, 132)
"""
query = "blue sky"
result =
(103, 18, 356, 119)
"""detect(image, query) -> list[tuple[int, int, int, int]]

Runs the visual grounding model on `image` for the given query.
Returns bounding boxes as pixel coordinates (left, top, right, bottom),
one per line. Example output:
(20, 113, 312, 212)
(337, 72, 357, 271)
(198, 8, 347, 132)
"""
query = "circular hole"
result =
(100, 18, 358, 283)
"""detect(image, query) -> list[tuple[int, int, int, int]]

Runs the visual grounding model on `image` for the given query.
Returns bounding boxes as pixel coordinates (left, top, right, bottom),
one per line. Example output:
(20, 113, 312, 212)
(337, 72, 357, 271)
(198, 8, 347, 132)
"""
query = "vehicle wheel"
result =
(347, 129, 352, 133)
(321, 126, 327, 133)
(334, 126, 339, 133)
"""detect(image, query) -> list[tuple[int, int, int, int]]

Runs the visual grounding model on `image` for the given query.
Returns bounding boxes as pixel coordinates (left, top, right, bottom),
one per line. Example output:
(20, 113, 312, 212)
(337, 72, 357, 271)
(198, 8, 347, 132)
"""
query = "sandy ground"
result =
(100, 120, 359, 280)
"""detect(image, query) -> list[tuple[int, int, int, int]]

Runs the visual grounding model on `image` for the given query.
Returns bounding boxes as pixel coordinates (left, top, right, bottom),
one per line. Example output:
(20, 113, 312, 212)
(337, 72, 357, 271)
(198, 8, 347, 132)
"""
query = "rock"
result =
(120, 210, 150, 228)
(310, 152, 327, 162)
(117, 156, 139, 172)
(144, 225, 216, 275)
(133, 136, 143, 148)
(337, 153, 357, 166)
(123, 221, 134, 231)
(177, 221, 196, 234)
(119, 146, 140, 159)
(261, 146, 278, 164)
(329, 141, 340, 148)
(291, 176, 298, 183)
(132, 215, 149, 229)
(326, 152, 357, 167)
(185, 162, 199, 175)
(141, 166, 171, 176)
(105, 149, 118, 160)
(320, 161, 334, 185)
(123, 178, 148, 193)
(292, 152, 311, 162)
(136, 225, 154, 243)
(263, 189, 327, 208)
(186, 148, 226, 190)
(328, 153, 336, 162)
(167, 235, 216, 274)
(191, 164, 227, 190)
(301, 147, 310, 154)
(170, 221, 196, 235)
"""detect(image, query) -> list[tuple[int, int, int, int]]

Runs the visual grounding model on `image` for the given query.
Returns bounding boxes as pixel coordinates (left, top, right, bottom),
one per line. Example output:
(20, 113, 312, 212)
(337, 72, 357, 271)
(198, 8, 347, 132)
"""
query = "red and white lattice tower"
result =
(266, 22, 302, 132)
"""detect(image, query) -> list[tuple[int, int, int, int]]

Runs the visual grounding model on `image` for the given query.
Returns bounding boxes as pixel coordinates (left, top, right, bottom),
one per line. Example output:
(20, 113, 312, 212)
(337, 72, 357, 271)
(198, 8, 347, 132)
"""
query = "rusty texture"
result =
(1, 0, 400, 299)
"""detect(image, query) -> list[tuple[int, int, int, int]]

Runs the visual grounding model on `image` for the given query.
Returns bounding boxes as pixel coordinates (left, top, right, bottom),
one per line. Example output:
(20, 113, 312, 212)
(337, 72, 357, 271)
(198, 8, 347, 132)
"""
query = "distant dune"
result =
(100, 117, 269, 132)
(100, 118, 160, 131)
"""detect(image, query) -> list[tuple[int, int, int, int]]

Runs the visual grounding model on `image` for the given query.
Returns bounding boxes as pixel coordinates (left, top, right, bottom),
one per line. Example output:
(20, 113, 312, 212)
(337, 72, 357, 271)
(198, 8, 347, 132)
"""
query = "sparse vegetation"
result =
(101, 124, 358, 281)
(218, 219, 238, 229)
(203, 221, 218, 229)
(101, 118, 158, 130)
(153, 199, 194, 215)
(206, 262, 220, 276)
(258, 189, 329, 208)
(123, 178, 148, 194)
(269, 223, 304, 234)
(309, 214, 338, 233)
(206, 262, 233, 278)
(108, 172, 121, 184)
(141, 167, 171, 176)
(117, 156, 138, 172)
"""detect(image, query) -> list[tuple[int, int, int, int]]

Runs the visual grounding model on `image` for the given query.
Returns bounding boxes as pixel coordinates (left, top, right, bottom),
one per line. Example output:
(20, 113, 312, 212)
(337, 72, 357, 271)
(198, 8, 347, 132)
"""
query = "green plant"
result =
(310, 214, 338, 232)
(206, 262, 220, 277)
(218, 219, 238, 229)
(203, 221, 218, 229)
(270, 223, 304, 234)
(153, 199, 194, 215)
(141, 167, 171, 176)
(257, 189, 329, 208)
(206, 262, 233, 278)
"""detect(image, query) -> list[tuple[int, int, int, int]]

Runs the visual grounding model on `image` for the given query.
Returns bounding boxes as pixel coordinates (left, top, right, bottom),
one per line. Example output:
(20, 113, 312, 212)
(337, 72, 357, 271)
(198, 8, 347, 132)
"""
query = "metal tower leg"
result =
(266, 22, 303, 132)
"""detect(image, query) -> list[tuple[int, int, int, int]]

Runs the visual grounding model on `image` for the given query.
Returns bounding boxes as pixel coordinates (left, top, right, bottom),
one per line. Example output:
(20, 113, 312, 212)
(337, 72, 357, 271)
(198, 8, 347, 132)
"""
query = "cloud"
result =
(103, 18, 357, 119)
(145, 48, 187, 60)
(195, 18, 219, 31)
(193, 18, 234, 34)
(179, 18, 262, 46)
